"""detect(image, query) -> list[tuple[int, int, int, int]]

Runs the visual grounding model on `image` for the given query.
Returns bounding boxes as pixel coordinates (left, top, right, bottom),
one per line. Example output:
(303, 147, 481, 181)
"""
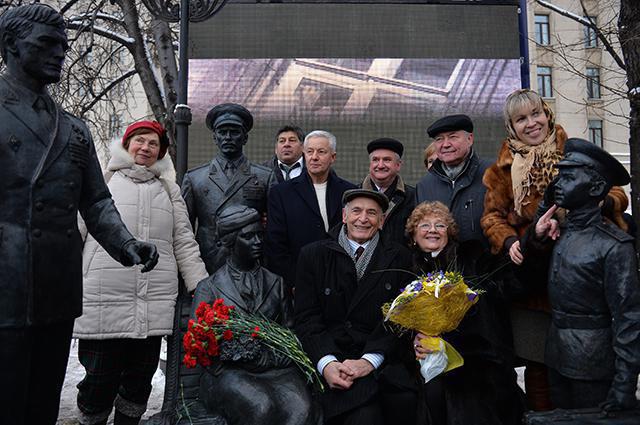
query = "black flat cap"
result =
(205, 103, 253, 132)
(366, 138, 404, 157)
(427, 114, 473, 138)
(342, 189, 389, 212)
(557, 138, 630, 186)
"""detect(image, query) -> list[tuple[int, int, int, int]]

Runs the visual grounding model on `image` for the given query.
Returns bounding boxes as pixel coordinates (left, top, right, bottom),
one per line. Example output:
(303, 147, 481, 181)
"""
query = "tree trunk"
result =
(618, 1, 640, 253)
(117, 0, 166, 122)
(151, 17, 179, 160)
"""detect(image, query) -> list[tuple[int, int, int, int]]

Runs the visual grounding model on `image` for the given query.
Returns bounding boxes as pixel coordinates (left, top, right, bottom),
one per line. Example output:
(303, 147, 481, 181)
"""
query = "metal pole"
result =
(518, 0, 531, 89)
(174, 0, 192, 184)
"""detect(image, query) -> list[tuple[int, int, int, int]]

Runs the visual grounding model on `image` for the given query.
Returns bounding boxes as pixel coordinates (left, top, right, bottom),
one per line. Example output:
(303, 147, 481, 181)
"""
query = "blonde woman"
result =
(481, 89, 628, 411)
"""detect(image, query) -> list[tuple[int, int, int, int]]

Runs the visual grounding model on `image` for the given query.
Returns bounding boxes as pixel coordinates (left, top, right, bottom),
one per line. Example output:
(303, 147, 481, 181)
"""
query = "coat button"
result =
(35, 202, 44, 211)
(345, 320, 352, 329)
(36, 179, 44, 188)
(32, 229, 41, 237)
(67, 229, 74, 237)
(384, 283, 392, 290)
(67, 203, 75, 212)
(324, 288, 331, 296)
(68, 181, 76, 189)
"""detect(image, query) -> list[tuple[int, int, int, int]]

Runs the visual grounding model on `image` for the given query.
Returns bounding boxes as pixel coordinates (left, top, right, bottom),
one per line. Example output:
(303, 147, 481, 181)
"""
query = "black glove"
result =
(600, 388, 639, 413)
(121, 239, 159, 272)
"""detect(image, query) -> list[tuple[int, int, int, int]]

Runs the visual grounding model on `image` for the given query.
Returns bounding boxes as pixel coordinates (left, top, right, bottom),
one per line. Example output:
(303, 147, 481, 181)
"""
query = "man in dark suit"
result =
(294, 189, 416, 425)
(181, 103, 275, 274)
(360, 138, 415, 246)
(264, 124, 305, 183)
(0, 5, 158, 424)
(266, 130, 356, 290)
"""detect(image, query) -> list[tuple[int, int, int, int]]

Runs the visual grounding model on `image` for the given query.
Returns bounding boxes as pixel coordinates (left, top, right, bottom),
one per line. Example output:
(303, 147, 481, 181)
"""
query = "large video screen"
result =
(188, 2, 522, 184)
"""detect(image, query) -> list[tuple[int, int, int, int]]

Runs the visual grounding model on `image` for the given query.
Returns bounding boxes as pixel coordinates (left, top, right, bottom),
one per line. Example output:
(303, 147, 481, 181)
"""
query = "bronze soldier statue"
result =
(181, 103, 274, 274)
(0, 4, 158, 425)
(522, 138, 640, 412)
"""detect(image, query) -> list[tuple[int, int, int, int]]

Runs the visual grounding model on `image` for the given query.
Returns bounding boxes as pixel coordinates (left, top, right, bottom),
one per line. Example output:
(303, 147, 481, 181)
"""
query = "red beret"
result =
(122, 121, 169, 159)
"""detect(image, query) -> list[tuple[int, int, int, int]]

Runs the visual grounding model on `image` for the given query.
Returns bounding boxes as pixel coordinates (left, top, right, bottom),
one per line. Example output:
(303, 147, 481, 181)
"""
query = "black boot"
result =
(114, 410, 141, 425)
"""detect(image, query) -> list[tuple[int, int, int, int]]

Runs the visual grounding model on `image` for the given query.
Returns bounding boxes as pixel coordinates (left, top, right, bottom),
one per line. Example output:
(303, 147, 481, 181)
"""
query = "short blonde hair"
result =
(423, 142, 437, 169)
(405, 201, 459, 242)
(503, 89, 555, 140)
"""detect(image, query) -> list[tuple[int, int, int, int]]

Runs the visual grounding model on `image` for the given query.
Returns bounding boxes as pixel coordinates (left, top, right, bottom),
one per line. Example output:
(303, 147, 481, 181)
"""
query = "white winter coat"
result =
(73, 142, 208, 339)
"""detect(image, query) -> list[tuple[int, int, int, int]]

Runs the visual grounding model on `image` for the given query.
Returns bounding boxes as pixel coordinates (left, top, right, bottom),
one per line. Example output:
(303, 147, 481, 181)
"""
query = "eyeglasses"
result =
(417, 222, 448, 232)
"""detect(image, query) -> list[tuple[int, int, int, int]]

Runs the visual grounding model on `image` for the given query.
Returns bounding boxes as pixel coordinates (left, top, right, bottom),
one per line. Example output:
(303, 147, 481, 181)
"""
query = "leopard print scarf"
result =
(508, 127, 562, 216)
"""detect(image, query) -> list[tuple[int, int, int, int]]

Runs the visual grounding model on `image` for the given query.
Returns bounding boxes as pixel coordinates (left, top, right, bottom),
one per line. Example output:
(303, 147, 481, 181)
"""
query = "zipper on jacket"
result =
(465, 199, 475, 231)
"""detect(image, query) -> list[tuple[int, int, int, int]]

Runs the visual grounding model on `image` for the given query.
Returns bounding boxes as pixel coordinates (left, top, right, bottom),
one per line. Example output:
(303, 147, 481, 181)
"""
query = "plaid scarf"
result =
(338, 225, 379, 281)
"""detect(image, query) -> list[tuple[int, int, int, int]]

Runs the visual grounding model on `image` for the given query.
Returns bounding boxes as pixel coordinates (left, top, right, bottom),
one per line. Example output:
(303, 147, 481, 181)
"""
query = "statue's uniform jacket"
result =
(0, 77, 133, 328)
(522, 210, 640, 398)
(181, 156, 274, 274)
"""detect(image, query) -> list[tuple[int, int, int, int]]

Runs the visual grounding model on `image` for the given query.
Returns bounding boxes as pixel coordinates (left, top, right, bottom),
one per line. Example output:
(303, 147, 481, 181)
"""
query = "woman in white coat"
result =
(73, 121, 208, 425)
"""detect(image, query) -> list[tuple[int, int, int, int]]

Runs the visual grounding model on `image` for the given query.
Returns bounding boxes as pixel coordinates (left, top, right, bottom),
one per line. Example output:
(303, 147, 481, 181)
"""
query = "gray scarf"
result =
(338, 225, 379, 281)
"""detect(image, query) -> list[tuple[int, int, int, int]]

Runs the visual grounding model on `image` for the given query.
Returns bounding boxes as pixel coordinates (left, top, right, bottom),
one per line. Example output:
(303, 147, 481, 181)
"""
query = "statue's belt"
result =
(552, 310, 610, 329)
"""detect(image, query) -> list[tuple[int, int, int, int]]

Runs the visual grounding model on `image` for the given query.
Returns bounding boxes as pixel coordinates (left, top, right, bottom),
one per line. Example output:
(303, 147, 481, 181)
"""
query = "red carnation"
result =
(222, 329, 233, 340)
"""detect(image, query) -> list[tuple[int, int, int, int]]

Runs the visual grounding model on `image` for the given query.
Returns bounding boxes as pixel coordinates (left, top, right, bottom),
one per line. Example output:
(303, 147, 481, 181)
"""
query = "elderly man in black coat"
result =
(522, 138, 640, 412)
(360, 138, 415, 246)
(181, 103, 275, 274)
(295, 189, 417, 425)
(266, 130, 356, 291)
(0, 5, 158, 425)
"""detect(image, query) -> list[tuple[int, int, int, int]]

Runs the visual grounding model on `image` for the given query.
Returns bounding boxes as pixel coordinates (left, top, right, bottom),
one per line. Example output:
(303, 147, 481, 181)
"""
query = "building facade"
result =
(526, 0, 630, 167)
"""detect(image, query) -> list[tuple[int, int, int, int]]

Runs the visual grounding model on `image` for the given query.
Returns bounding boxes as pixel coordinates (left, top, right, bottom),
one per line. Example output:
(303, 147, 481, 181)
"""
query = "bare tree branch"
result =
(80, 69, 136, 116)
(535, 0, 626, 70)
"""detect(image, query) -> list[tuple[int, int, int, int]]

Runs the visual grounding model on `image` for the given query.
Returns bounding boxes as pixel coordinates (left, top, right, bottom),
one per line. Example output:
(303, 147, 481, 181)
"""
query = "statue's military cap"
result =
(366, 138, 404, 158)
(342, 189, 389, 213)
(205, 103, 253, 132)
(427, 114, 473, 138)
(557, 138, 630, 186)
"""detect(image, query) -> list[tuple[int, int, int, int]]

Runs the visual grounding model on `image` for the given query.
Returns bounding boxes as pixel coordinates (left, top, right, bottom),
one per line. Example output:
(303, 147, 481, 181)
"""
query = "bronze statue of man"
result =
(192, 205, 319, 424)
(181, 103, 274, 274)
(0, 4, 158, 425)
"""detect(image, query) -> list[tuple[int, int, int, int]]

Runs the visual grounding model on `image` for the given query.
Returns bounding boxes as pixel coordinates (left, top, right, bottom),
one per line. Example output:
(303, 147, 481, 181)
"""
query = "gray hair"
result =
(368, 151, 401, 162)
(304, 130, 337, 152)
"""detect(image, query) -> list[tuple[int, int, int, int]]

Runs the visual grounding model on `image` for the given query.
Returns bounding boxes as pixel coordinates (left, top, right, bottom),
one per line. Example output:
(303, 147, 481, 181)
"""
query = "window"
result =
(584, 16, 598, 48)
(537, 66, 553, 98)
(534, 15, 550, 45)
(108, 114, 123, 139)
(586, 67, 601, 99)
(588, 120, 603, 147)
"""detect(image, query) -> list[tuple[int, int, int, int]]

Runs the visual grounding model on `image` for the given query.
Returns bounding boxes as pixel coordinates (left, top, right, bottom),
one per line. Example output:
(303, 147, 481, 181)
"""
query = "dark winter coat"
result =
(181, 155, 275, 274)
(520, 207, 640, 403)
(412, 240, 526, 425)
(294, 228, 415, 419)
(0, 76, 134, 328)
(266, 170, 356, 289)
(415, 152, 491, 246)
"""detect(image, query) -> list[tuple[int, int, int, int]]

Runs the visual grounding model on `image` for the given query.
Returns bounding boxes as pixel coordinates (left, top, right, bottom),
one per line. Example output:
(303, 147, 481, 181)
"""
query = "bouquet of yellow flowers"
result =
(382, 271, 479, 382)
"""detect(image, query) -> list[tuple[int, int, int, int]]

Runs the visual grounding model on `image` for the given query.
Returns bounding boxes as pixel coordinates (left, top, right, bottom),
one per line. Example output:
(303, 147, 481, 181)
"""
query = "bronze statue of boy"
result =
(522, 138, 640, 412)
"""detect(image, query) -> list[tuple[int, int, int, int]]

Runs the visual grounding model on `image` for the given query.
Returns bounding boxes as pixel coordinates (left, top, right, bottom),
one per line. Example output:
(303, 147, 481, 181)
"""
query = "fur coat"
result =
(481, 125, 628, 255)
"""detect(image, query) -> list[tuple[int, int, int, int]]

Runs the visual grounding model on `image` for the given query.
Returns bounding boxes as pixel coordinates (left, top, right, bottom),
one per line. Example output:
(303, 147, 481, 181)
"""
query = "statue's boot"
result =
(114, 410, 141, 425)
